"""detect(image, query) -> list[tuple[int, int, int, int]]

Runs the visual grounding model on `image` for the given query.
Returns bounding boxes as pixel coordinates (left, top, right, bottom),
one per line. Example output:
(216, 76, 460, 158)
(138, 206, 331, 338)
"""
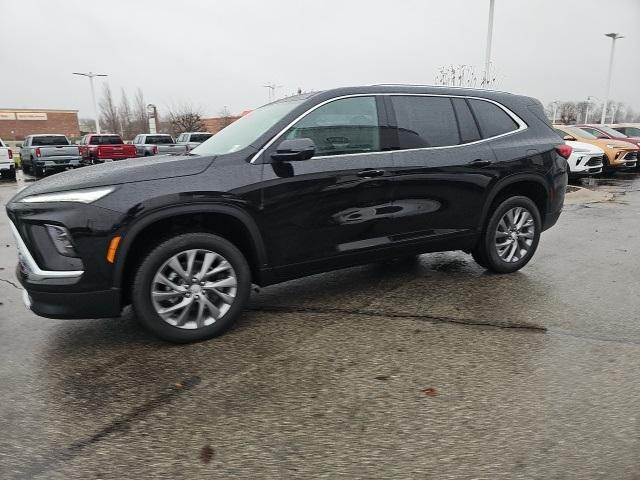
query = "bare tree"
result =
(166, 104, 206, 136)
(132, 88, 149, 135)
(217, 106, 235, 130)
(99, 84, 119, 134)
(118, 88, 133, 140)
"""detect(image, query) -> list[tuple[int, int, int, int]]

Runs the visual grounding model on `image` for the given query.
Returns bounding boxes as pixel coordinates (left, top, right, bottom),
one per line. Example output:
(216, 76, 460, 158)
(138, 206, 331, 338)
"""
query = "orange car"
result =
(554, 125, 638, 172)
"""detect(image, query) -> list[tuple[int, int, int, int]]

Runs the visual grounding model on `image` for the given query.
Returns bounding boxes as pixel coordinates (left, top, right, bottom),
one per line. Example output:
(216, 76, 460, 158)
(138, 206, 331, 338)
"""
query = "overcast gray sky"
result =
(1, 0, 638, 118)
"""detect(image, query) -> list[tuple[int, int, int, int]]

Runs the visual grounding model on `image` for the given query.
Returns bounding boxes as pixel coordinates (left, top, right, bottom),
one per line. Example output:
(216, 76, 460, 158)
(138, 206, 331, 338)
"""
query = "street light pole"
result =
(72, 71, 107, 134)
(483, 0, 496, 87)
(600, 33, 623, 125)
(552, 101, 559, 124)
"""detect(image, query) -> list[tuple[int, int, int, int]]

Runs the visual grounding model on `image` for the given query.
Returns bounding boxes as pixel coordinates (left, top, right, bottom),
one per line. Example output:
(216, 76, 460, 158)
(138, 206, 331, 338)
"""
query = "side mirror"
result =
(563, 135, 576, 142)
(271, 138, 315, 162)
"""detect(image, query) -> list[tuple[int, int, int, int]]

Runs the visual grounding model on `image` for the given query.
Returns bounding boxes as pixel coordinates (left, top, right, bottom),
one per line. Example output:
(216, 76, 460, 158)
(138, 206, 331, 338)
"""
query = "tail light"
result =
(153, 146, 158, 155)
(8, 149, 12, 160)
(35, 147, 41, 158)
(555, 144, 572, 159)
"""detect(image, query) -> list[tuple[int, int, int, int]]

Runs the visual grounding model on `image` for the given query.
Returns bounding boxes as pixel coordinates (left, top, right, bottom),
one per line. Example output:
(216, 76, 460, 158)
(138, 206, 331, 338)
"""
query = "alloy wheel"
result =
(151, 249, 237, 329)
(494, 207, 535, 263)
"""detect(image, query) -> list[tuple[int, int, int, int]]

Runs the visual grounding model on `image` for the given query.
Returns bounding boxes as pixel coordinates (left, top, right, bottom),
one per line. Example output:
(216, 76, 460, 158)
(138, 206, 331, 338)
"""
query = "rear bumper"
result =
(22, 285, 122, 319)
(36, 158, 82, 168)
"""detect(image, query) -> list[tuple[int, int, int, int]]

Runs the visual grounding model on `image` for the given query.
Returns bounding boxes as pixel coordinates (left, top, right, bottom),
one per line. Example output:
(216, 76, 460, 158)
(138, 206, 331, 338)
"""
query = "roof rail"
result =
(367, 83, 510, 94)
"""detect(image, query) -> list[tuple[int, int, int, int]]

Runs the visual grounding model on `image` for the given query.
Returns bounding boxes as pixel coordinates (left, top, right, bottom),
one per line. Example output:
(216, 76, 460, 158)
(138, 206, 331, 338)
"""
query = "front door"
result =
(258, 95, 397, 275)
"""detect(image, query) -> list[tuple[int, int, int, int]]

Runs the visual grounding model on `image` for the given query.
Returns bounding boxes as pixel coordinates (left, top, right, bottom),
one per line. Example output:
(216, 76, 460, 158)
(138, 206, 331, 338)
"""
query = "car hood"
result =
(11, 154, 215, 202)
(566, 141, 604, 154)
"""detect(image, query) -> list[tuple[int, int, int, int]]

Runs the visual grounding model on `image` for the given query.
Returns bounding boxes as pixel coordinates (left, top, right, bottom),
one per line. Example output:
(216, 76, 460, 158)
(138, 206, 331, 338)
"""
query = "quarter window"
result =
(284, 96, 381, 158)
(468, 99, 519, 138)
(390, 96, 460, 148)
(578, 127, 607, 139)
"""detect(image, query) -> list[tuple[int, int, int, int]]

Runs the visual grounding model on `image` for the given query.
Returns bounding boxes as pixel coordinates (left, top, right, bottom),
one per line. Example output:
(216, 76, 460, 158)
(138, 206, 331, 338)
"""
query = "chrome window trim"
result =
(250, 92, 528, 163)
(9, 221, 84, 279)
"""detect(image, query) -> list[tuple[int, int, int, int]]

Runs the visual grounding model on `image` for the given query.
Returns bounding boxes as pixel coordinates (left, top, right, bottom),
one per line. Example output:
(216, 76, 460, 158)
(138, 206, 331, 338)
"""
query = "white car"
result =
(565, 140, 603, 177)
(0, 137, 16, 180)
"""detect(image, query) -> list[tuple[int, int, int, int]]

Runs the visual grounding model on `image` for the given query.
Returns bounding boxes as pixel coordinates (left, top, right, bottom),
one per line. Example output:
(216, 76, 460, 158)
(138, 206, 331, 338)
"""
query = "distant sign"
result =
(17, 112, 48, 121)
(0, 112, 16, 120)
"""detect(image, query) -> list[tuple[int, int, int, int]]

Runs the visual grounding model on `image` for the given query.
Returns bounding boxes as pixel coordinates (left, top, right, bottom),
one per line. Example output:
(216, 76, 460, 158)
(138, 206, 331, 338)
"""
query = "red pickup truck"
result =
(79, 134, 137, 164)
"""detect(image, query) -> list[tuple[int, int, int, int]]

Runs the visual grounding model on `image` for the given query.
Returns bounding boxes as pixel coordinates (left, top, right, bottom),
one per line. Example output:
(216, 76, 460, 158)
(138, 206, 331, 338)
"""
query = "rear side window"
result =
(468, 99, 519, 138)
(285, 96, 381, 157)
(90, 135, 123, 145)
(451, 98, 481, 144)
(190, 133, 212, 142)
(578, 127, 607, 139)
(390, 96, 460, 148)
(31, 136, 69, 146)
(146, 135, 174, 144)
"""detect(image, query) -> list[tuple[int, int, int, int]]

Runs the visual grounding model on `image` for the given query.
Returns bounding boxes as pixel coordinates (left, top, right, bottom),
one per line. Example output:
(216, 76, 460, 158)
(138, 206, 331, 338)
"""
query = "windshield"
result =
(147, 135, 174, 144)
(564, 126, 598, 140)
(190, 133, 212, 143)
(623, 127, 640, 136)
(597, 125, 627, 138)
(191, 99, 305, 156)
(90, 135, 123, 145)
(32, 136, 69, 146)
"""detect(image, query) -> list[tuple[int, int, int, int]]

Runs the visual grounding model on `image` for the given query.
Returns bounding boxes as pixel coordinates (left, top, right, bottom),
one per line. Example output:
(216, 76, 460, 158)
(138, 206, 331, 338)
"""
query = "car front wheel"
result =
(472, 196, 541, 274)
(132, 233, 251, 343)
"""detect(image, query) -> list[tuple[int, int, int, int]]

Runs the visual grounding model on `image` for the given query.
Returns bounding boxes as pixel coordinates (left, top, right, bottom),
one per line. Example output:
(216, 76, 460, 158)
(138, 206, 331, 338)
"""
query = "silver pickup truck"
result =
(20, 134, 82, 177)
(176, 132, 213, 152)
(132, 134, 188, 157)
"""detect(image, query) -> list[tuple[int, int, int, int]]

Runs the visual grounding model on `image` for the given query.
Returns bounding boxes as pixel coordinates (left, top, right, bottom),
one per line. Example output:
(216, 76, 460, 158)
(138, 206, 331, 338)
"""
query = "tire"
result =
(472, 196, 541, 274)
(1, 168, 17, 181)
(22, 160, 31, 175)
(34, 165, 45, 178)
(132, 233, 251, 343)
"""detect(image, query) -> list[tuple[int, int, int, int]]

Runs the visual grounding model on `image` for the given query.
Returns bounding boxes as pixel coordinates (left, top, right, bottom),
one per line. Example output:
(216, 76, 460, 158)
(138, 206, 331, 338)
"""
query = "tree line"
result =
(545, 100, 640, 125)
(93, 85, 208, 139)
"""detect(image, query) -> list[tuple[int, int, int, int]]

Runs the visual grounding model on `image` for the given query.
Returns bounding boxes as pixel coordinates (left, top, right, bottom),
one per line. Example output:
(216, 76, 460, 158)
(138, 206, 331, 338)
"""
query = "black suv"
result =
(6, 85, 569, 343)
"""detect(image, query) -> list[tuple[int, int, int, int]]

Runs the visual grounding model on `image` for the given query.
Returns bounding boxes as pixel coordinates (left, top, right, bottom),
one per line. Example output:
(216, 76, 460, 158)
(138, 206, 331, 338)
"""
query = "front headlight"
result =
(19, 186, 115, 204)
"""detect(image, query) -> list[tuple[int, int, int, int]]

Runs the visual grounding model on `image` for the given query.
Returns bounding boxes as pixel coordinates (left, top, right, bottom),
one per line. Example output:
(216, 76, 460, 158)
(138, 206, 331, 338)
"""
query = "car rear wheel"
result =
(472, 196, 541, 274)
(132, 233, 251, 343)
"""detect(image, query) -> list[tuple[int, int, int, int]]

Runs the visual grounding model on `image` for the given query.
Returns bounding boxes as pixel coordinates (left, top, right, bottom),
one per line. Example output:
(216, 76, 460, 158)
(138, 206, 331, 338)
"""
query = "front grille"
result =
(586, 156, 603, 166)
(623, 151, 638, 161)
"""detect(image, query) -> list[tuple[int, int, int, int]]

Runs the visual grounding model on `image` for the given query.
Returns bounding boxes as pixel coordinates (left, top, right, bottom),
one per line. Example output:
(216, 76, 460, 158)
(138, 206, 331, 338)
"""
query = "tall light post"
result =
(551, 101, 560, 124)
(263, 83, 282, 102)
(600, 33, 624, 125)
(483, 0, 496, 87)
(72, 71, 107, 134)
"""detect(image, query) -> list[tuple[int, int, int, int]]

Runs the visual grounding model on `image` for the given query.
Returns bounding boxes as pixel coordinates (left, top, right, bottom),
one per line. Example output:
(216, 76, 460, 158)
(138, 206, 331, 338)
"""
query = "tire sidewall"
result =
(483, 196, 541, 274)
(132, 233, 251, 343)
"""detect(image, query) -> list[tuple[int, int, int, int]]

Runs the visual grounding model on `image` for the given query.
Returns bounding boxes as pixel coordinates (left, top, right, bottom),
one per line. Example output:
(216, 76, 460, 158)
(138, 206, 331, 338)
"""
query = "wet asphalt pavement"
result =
(0, 171, 639, 479)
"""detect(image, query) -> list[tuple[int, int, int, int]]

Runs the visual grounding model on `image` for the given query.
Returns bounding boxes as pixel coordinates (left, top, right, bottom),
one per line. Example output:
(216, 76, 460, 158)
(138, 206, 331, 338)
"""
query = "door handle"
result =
(468, 159, 493, 167)
(357, 169, 385, 178)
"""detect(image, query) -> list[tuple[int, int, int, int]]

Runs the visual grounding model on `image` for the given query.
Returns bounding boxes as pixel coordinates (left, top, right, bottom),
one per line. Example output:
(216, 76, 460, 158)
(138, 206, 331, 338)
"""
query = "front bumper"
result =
(612, 151, 637, 169)
(568, 153, 603, 176)
(21, 286, 122, 319)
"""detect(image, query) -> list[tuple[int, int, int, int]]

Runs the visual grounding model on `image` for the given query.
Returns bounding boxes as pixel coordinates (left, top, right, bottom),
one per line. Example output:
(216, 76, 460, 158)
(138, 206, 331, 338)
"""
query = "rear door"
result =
(386, 95, 498, 247)
(259, 95, 397, 274)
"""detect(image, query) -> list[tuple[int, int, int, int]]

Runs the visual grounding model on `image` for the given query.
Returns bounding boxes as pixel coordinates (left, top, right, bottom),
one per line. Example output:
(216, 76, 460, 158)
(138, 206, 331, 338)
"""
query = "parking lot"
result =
(0, 171, 639, 479)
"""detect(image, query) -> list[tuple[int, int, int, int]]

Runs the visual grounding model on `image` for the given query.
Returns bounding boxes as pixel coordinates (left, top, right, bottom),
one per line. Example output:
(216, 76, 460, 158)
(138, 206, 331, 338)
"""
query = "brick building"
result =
(0, 108, 80, 141)
(202, 115, 241, 134)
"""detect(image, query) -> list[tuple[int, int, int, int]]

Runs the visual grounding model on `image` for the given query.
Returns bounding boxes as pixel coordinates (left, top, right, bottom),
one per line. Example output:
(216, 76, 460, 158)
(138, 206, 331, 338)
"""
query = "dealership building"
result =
(0, 108, 80, 142)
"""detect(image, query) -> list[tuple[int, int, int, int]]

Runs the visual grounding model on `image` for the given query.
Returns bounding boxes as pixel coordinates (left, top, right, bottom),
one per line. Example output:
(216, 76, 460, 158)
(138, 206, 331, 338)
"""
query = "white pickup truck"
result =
(0, 137, 16, 180)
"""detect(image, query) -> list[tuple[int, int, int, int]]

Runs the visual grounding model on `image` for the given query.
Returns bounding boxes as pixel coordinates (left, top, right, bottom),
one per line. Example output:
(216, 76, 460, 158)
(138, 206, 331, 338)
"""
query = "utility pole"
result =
(72, 71, 107, 134)
(601, 33, 624, 125)
(483, 0, 496, 87)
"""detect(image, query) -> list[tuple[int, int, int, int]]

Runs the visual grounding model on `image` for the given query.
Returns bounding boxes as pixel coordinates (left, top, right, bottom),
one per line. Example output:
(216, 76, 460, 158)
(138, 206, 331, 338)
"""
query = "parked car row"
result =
(12, 132, 211, 177)
(554, 123, 640, 177)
